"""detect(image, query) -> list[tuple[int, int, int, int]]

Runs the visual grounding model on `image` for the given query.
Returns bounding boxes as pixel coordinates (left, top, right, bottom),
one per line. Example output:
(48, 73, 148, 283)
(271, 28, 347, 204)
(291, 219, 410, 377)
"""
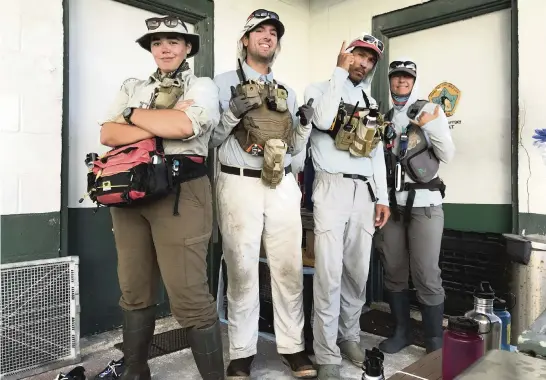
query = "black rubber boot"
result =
(187, 320, 225, 379)
(378, 291, 413, 354)
(421, 302, 444, 353)
(119, 306, 156, 380)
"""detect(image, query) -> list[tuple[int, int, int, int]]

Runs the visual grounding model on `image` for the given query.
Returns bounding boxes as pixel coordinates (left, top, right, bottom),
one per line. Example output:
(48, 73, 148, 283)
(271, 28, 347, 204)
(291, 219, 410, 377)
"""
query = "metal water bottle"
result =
(464, 281, 502, 354)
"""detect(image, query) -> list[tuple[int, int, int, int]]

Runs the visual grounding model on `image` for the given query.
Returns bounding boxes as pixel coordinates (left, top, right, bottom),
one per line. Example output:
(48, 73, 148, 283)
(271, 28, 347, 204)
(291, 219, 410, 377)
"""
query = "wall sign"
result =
(428, 82, 461, 129)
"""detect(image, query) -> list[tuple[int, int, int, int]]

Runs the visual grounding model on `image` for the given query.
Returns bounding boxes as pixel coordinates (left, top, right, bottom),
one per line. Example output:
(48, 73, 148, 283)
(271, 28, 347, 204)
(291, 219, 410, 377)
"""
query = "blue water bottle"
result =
(493, 297, 511, 351)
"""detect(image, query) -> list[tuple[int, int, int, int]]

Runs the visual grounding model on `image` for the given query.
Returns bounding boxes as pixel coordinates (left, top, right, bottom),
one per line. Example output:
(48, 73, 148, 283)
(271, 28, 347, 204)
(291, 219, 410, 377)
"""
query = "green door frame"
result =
(371, 0, 519, 234)
(60, 0, 217, 335)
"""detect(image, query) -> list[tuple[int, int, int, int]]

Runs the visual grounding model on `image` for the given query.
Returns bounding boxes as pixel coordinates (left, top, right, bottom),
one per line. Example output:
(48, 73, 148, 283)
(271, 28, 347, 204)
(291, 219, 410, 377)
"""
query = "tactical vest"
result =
(314, 90, 384, 158)
(232, 70, 293, 157)
(383, 100, 446, 225)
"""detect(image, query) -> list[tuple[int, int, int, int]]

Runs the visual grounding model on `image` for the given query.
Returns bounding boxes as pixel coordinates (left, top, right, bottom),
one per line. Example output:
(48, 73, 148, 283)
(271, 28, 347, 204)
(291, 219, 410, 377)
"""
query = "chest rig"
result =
(314, 90, 385, 158)
(232, 68, 293, 157)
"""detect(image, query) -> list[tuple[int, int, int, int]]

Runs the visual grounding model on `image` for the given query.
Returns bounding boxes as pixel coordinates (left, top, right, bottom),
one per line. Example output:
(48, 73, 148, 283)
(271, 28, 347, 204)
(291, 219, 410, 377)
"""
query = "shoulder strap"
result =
(385, 108, 394, 122)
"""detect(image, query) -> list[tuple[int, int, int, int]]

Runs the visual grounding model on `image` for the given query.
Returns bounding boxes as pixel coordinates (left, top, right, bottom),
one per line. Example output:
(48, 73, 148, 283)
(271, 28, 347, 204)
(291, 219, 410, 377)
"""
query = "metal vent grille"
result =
(1, 256, 80, 380)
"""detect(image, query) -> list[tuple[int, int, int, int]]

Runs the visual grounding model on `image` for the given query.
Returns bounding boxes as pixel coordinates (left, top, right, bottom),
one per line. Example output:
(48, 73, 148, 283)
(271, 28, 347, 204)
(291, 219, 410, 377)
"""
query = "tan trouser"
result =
(110, 176, 217, 329)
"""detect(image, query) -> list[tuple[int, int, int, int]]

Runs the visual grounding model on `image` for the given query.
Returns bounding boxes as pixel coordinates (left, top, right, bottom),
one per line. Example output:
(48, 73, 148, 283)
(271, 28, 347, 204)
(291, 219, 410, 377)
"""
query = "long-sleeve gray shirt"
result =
(210, 61, 311, 169)
(304, 67, 389, 206)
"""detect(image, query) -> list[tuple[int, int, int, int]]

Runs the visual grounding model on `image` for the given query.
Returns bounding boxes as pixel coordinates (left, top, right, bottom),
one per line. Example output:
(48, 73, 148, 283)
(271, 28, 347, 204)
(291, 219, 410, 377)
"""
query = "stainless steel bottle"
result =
(464, 281, 502, 354)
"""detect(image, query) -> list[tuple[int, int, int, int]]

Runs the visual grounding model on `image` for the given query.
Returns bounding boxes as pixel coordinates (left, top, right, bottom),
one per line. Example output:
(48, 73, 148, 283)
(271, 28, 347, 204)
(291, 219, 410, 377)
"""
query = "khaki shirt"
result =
(100, 69, 220, 157)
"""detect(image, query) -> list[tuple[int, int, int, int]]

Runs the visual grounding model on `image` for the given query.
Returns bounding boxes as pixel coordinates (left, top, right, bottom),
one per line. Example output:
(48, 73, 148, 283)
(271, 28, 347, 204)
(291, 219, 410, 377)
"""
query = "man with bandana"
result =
(99, 16, 224, 380)
(375, 58, 455, 355)
(211, 9, 316, 380)
(303, 34, 389, 379)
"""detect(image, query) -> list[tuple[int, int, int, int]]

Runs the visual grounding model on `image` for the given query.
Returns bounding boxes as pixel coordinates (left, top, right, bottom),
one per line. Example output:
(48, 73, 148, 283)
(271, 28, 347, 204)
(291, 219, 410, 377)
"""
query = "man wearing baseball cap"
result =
(211, 8, 316, 380)
(302, 33, 389, 379)
(375, 57, 455, 355)
(99, 15, 224, 379)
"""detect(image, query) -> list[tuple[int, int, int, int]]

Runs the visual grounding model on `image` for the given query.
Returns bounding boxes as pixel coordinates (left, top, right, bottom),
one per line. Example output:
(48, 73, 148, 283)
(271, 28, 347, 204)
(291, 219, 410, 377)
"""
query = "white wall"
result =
(518, 0, 546, 216)
(309, 0, 429, 83)
(214, 0, 310, 102)
(0, 0, 64, 215)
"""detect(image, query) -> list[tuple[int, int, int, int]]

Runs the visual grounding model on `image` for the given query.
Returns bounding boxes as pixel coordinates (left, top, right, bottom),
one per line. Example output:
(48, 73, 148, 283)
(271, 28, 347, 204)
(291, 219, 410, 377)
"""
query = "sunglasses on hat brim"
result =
(247, 9, 280, 22)
(145, 16, 188, 31)
(355, 34, 384, 54)
(389, 60, 417, 72)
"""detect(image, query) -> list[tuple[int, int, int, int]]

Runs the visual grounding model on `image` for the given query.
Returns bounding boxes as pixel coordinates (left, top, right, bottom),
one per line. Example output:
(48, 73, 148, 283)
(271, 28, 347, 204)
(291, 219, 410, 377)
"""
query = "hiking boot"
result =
(339, 341, 365, 367)
(317, 364, 340, 380)
(226, 355, 254, 380)
(421, 302, 444, 353)
(55, 366, 86, 380)
(378, 290, 413, 354)
(187, 320, 225, 379)
(94, 358, 125, 379)
(119, 306, 156, 380)
(280, 351, 317, 379)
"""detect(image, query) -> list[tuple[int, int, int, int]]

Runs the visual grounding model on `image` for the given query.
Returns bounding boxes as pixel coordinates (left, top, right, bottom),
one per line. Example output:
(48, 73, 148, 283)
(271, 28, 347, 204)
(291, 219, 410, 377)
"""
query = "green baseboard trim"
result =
(518, 213, 546, 235)
(443, 203, 512, 234)
(1, 212, 60, 264)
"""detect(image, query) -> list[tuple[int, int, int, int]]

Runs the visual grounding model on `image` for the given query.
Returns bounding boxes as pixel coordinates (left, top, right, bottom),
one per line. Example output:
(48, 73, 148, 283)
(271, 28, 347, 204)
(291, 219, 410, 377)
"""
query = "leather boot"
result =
(187, 319, 225, 379)
(119, 306, 156, 380)
(421, 302, 444, 353)
(378, 290, 413, 354)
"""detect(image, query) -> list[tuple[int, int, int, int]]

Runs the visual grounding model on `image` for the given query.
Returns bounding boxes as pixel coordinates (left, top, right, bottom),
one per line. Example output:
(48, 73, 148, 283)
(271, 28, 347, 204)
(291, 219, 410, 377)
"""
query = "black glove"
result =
(296, 98, 315, 126)
(229, 86, 257, 119)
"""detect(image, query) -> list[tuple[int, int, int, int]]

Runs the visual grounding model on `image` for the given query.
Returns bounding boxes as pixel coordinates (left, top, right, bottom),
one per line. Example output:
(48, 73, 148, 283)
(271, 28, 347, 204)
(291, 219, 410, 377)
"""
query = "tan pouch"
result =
(155, 78, 184, 109)
(261, 139, 287, 189)
(334, 115, 358, 151)
(274, 87, 288, 112)
(349, 118, 377, 157)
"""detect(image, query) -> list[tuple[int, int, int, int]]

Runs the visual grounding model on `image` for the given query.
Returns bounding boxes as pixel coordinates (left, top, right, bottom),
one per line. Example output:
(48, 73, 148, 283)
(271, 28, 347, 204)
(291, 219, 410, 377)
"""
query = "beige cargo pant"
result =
(311, 172, 376, 365)
(110, 176, 218, 329)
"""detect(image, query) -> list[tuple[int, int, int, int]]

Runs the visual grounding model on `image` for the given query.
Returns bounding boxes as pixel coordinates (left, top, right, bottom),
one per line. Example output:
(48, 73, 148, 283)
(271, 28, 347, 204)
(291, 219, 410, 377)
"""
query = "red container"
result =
(442, 316, 485, 380)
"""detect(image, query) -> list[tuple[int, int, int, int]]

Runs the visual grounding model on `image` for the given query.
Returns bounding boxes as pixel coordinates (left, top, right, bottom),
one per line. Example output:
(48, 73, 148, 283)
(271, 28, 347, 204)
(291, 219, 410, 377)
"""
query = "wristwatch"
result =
(122, 107, 135, 125)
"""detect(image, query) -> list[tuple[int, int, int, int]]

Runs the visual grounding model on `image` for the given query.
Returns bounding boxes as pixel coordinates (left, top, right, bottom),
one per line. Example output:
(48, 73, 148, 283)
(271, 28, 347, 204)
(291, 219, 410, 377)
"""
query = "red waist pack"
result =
(83, 138, 172, 208)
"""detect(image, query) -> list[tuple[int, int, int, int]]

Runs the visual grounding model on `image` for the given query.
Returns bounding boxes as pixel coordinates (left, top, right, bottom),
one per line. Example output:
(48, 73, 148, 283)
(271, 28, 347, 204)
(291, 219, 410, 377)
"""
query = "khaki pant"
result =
(110, 176, 217, 329)
(311, 172, 376, 365)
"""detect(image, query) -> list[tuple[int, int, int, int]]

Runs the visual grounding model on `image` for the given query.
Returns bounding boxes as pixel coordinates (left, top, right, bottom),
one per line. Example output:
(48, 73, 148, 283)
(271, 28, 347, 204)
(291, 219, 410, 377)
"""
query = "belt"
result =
(221, 164, 292, 178)
(342, 173, 377, 202)
(342, 173, 369, 182)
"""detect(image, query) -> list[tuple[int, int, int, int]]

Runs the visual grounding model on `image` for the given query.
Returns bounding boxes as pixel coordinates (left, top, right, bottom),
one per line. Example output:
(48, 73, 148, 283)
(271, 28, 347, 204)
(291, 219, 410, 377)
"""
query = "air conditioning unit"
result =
(1, 256, 81, 380)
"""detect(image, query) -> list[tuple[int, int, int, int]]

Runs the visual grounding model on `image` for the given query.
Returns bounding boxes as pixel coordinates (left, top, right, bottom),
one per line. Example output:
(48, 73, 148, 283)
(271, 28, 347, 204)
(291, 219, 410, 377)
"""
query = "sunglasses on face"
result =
(359, 34, 384, 53)
(145, 16, 187, 31)
(247, 9, 280, 22)
(389, 60, 417, 71)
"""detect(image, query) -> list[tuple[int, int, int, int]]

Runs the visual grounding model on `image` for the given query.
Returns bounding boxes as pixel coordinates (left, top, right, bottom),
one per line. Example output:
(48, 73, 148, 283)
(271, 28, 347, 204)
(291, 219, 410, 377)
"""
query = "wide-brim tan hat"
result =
(136, 17, 200, 58)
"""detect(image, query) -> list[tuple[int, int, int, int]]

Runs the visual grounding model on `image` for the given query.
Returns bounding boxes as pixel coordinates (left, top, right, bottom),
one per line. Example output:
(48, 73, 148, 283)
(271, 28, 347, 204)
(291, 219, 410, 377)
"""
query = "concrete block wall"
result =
(0, 0, 64, 216)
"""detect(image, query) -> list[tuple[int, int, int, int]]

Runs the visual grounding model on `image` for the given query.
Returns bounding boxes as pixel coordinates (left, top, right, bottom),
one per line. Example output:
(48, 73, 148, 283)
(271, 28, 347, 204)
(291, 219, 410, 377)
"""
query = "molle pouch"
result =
(154, 78, 184, 109)
(237, 82, 262, 108)
(261, 139, 287, 189)
(401, 127, 440, 183)
(349, 120, 376, 157)
(334, 115, 357, 151)
(274, 87, 288, 112)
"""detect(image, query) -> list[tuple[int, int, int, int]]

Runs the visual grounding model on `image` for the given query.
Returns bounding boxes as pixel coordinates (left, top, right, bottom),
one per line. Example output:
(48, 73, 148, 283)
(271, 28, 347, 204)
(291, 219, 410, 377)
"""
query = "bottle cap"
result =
(448, 316, 479, 334)
(493, 297, 507, 311)
(474, 281, 495, 299)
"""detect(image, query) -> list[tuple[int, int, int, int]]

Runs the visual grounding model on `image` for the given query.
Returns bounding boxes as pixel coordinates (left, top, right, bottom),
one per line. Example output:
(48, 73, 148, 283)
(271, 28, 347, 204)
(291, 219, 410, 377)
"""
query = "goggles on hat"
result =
(355, 34, 384, 54)
(389, 60, 417, 72)
(247, 9, 280, 22)
(145, 16, 188, 31)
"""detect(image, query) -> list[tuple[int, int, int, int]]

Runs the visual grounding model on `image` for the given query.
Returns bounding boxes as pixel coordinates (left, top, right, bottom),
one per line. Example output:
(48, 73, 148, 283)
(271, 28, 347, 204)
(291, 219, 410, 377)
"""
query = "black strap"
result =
(391, 178, 446, 225)
(167, 155, 208, 216)
(342, 173, 377, 202)
(221, 164, 292, 178)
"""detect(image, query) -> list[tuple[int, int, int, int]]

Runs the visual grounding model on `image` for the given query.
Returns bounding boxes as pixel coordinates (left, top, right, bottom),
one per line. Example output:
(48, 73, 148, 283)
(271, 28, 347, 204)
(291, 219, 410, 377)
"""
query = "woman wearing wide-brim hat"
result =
(98, 15, 224, 380)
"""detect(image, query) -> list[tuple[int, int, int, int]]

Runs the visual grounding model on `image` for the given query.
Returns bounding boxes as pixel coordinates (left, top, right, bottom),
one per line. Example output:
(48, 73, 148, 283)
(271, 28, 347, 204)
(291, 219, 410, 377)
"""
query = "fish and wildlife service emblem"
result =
(428, 82, 461, 118)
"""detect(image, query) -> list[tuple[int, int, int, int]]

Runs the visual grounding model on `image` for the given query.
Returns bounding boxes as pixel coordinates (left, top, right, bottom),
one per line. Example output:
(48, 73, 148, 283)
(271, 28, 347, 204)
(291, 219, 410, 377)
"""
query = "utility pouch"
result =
(274, 87, 288, 112)
(261, 139, 287, 189)
(334, 115, 358, 151)
(154, 78, 184, 109)
(349, 120, 377, 157)
(236, 82, 262, 108)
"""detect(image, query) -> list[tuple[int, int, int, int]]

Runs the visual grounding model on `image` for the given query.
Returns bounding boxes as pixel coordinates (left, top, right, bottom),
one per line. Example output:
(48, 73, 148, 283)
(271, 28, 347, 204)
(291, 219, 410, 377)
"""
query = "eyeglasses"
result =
(247, 9, 280, 22)
(358, 34, 384, 54)
(389, 60, 417, 71)
(145, 16, 187, 31)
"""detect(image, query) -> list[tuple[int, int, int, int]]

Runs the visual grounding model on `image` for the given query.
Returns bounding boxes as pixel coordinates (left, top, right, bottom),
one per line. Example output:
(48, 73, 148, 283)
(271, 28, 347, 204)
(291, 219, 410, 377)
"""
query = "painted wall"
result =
(214, 0, 310, 102)
(0, 0, 64, 263)
(518, 0, 546, 235)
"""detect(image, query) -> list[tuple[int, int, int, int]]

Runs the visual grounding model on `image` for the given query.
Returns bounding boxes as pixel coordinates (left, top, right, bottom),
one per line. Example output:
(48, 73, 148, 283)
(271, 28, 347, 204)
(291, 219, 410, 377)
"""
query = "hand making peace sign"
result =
(337, 40, 354, 72)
